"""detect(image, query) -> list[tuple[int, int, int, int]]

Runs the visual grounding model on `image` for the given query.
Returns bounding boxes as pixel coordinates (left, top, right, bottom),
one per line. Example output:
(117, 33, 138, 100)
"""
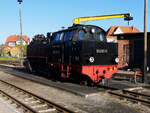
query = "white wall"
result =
(114, 28, 123, 34)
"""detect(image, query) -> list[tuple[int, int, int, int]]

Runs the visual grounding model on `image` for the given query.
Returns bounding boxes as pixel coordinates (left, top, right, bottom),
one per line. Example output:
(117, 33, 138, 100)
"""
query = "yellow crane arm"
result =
(73, 13, 133, 24)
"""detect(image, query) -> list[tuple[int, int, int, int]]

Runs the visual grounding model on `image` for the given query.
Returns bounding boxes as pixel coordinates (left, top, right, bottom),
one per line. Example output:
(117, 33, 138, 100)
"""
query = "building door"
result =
(123, 44, 129, 66)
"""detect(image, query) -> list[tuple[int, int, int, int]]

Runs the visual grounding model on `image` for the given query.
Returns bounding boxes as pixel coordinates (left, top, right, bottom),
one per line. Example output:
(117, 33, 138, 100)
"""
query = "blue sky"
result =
(0, 0, 149, 44)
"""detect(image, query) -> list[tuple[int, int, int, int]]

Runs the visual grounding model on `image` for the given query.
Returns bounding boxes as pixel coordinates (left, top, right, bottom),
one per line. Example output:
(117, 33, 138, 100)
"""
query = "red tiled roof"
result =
(5, 35, 30, 46)
(106, 26, 140, 38)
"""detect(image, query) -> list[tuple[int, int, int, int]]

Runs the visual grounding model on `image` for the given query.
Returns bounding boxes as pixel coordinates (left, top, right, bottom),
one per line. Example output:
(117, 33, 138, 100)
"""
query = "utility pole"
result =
(143, 0, 148, 83)
(17, 0, 23, 64)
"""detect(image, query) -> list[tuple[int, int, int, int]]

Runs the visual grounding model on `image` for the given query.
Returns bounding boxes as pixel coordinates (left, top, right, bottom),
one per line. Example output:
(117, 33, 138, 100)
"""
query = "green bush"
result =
(17, 44, 27, 57)
(0, 57, 20, 61)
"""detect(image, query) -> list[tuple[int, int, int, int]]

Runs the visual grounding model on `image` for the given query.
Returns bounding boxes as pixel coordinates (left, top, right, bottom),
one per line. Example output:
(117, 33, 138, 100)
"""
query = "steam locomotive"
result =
(25, 24, 118, 85)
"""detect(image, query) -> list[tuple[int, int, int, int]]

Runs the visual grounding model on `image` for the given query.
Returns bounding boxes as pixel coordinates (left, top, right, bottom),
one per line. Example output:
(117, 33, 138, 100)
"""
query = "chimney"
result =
(132, 26, 134, 32)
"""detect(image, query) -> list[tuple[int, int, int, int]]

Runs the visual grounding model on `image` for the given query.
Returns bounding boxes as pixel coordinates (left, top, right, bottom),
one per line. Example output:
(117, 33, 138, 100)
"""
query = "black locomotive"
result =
(25, 24, 118, 84)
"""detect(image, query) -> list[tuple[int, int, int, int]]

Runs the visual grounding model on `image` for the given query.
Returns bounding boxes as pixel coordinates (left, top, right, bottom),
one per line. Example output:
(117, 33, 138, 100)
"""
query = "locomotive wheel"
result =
(79, 76, 94, 86)
(101, 78, 110, 86)
(24, 60, 33, 73)
(80, 80, 88, 86)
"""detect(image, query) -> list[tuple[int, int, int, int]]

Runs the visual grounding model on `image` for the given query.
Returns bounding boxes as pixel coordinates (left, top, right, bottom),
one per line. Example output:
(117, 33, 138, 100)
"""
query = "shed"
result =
(115, 32, 150, 69)
(106, 26, 140, 67)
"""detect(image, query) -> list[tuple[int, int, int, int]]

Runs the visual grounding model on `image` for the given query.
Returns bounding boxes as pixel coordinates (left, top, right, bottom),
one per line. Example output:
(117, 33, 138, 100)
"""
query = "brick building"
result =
(106, 26, 140, 68)
(115, 32, 150, 69)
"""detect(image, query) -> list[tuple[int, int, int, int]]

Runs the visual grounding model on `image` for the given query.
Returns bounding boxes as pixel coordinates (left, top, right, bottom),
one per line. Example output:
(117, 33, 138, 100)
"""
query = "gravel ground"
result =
(0, 71, 150, 113)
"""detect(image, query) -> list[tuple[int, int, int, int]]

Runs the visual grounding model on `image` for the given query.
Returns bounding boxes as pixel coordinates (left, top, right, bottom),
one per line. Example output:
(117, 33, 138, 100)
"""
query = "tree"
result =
(0, 44, 5, 56)
(17, 44, 27, 57)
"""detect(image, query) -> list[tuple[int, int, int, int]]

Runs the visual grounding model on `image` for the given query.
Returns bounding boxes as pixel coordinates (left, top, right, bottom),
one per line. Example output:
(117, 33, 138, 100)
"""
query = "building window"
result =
(16, 39, 26, 45)
(8, 42, 16, 46)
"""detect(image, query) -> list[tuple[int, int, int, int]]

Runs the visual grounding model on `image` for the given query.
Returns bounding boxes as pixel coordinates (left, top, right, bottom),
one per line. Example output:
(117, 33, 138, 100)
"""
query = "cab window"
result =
(99, 32, 105, 41)
(51, 32, 64, 43)
(78, 30, 85, 40)
(63, 31, 73, 41)
(55, 33, 61, 41)
(60, 32, 64, 40)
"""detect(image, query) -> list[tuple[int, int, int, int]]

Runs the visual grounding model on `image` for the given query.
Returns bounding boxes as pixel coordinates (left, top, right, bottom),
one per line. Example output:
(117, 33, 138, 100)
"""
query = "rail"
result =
(109, 89, 150, 106)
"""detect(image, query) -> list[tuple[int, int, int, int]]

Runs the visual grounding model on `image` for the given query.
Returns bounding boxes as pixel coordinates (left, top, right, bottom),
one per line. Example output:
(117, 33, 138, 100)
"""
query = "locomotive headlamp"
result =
(83, 27, 86, 29)
(91, 28, 95, 33)
(89, 57, 95, 63)
(115, 57, 119, 63)
(82, 27, 88, 33)
(147, 67, 149, 72)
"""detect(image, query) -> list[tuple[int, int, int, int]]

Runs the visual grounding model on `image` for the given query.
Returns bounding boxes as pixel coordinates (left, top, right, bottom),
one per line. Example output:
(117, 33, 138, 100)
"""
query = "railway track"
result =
(109, 88, 150, 107)
(1, 63, 150, 108)
(0, 60, 22, 66)
(97, 82, 150, 107)
(0, 79, 75, 113)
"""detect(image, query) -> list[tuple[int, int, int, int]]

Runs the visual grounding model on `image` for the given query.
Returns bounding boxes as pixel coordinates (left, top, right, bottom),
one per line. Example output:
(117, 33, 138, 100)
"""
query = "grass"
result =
(0, 57, 20, 61)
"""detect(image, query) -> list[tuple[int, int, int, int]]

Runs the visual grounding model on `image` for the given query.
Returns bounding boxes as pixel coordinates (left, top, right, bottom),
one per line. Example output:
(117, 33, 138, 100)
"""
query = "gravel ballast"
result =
(0, 97, 20, 113)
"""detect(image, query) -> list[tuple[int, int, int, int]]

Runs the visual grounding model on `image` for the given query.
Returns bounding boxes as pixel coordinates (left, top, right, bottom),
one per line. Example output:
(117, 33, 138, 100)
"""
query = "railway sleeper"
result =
(38, 108, 56, 113)
(24, 97, 34, 101)
(24, 100, 40, 104)
(35, 106, 54, 112)
(32, 104, 47, 109)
